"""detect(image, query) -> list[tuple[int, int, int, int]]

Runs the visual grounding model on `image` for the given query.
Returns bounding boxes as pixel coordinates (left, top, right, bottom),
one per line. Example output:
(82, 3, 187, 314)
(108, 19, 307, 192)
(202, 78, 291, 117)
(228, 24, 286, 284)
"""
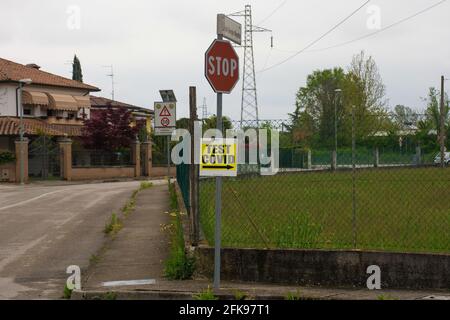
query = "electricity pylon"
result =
(229, 4, 272, 128)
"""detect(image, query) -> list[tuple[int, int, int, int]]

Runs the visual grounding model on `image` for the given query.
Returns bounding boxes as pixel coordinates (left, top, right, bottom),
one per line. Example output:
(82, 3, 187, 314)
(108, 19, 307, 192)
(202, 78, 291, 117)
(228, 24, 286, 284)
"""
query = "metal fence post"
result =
(189, 86, 200, 246)
(352, 106, 357, 249)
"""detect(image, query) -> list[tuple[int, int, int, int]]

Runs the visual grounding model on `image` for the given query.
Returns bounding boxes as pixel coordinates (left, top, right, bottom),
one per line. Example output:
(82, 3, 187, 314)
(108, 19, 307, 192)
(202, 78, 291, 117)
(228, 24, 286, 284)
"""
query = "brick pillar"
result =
(58, 138, 72, 181)
(132, 140, 141, 177)
(141, 141, 152, 177)
(15, 138, 29, 184)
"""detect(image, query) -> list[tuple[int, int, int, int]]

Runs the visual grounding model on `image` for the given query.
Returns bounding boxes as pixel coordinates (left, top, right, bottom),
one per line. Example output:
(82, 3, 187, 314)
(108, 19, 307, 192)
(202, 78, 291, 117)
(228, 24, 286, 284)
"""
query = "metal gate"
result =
(28, 136, 60, 180)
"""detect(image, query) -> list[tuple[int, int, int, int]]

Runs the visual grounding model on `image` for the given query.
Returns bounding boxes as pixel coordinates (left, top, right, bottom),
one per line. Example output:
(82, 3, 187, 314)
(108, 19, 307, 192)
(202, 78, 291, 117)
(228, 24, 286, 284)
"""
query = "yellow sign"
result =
(200, 138, 237, 177)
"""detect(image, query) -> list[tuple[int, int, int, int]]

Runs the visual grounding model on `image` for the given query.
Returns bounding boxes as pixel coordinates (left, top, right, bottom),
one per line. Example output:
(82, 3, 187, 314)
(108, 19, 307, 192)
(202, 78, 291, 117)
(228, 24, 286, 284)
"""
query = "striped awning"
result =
(73, 95, 91, 108)
(0, 117, 82, 136)
(22, 90, 49, 106)
(46, 93, 79, 111)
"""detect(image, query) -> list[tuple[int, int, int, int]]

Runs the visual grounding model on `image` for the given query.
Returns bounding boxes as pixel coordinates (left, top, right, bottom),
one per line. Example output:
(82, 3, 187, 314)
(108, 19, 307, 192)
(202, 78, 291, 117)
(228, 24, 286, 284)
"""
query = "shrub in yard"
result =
(0, 151, 15, 165)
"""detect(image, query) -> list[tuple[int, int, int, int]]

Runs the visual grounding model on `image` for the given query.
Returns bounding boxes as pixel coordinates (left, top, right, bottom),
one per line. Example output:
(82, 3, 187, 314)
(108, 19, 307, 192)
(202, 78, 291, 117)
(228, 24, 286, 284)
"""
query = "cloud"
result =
(1, 0, 449, 119)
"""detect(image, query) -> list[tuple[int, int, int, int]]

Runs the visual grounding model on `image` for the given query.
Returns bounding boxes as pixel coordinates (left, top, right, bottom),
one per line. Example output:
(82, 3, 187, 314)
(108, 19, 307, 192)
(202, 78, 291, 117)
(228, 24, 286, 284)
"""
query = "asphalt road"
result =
(0, 181, 142, 299)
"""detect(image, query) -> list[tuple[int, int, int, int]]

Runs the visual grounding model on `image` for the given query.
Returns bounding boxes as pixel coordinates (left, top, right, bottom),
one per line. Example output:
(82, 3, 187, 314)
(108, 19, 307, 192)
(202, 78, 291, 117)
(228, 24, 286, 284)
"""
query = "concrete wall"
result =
(0, 84, 19, 117)
(71, 167, 135, 181)
(195, 247, 450, 290)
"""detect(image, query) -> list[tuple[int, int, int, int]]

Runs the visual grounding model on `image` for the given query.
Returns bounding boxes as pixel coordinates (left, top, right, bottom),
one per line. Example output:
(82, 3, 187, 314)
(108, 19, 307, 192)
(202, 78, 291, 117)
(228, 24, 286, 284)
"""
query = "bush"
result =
(0, 151, 15, 165)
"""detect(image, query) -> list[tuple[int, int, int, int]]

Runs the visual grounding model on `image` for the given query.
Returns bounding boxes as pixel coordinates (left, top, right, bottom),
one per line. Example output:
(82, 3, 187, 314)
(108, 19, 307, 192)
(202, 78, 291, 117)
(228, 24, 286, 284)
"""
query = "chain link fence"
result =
(178, 115, 449, 254)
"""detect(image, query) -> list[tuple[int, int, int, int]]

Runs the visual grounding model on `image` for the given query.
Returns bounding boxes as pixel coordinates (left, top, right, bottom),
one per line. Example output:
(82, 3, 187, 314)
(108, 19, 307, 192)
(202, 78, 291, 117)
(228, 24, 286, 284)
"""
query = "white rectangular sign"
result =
(154, 102, 176, 136)
(217, 14, 242, 45)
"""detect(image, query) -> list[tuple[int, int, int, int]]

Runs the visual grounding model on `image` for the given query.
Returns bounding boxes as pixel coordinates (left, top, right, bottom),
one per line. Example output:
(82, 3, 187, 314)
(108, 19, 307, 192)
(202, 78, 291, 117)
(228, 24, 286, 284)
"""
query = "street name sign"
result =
(217, 14, 242, 45)
(200, 138, 237, 177)
(154, 102, 176, 136)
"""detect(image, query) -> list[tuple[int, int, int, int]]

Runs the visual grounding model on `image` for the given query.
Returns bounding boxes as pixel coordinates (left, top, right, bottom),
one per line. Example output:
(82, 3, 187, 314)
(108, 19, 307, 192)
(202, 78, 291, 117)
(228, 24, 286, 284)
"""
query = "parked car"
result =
(433, 152, 450, 165)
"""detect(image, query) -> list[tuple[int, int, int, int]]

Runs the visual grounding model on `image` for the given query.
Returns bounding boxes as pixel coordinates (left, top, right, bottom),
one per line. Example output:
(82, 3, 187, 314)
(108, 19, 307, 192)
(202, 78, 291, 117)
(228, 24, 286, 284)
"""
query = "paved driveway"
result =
(0, 181, 141, 299)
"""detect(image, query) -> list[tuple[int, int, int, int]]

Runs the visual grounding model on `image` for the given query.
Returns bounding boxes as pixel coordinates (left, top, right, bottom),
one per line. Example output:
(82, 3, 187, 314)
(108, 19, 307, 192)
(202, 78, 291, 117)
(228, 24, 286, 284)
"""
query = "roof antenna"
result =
(102, 65, 115, 101)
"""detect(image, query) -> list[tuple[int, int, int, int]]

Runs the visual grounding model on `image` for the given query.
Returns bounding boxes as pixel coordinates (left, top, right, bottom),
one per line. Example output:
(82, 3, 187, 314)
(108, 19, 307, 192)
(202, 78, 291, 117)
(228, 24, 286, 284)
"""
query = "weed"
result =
(104, 212, 122, 235)
(285, 290, 303, 300)
(89, 254, 100, 265)
(104, 292, 118, 300)
(168, 181, 179, 211)
(63, 284, 73, 300)
(233, 290, 247, 300)
(163, 211, 195, 280)
(140, 181, 153, 190)
(377, 294, 398, 300)
(193, 286, 218, 300)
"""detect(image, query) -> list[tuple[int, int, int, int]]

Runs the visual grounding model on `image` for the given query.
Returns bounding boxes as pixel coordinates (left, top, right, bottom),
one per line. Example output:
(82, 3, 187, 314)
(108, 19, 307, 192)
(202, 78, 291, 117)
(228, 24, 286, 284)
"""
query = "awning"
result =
(22, 90, 49, 106)
(46, 93, 79, 111)
(73, 95, 91, 108)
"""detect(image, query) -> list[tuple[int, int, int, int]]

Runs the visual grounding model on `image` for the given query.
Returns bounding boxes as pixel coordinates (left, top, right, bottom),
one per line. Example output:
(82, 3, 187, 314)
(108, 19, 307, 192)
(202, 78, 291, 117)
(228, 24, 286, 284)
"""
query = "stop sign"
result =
(205, 39, 239, 94)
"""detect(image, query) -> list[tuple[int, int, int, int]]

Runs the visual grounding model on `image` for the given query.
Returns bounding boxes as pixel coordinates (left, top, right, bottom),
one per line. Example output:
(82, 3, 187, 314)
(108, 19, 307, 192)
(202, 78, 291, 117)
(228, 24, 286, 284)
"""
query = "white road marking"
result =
(101, 279, 156, 287)
(0, 190, 66, 212)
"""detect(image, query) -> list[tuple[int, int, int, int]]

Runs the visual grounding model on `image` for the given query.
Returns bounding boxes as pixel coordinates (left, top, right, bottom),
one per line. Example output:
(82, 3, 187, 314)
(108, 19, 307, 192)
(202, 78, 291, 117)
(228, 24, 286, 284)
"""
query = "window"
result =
(23, 107, 32, 116)
(68, 112, 76, 120)
(47, 110, 55, 117)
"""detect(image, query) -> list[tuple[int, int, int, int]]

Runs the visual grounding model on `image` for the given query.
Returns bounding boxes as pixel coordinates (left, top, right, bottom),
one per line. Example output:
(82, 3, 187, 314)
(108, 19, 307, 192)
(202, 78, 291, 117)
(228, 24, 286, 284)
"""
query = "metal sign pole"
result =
(214, 34, 223, 291)
(167, 135, 170, 178)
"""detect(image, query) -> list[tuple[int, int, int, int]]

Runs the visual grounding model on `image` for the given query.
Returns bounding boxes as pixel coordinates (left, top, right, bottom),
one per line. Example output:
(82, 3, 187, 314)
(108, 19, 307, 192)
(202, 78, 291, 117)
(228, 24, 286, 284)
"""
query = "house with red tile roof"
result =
(0, 57, 101, 144)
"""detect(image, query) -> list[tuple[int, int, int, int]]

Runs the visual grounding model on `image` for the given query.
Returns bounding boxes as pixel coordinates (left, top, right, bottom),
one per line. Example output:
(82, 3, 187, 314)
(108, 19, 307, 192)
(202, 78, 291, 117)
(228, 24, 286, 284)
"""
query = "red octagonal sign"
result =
(205, 39, 239, 94)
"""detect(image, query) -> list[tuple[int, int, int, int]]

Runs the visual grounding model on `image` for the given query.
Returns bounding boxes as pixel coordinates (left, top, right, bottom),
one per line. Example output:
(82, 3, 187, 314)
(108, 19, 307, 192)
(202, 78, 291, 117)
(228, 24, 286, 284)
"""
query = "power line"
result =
(306, 0, 448, 53)
(271, 0, 448, 56)
(257, 0, 371, 73)
(257, 0, 288, 25)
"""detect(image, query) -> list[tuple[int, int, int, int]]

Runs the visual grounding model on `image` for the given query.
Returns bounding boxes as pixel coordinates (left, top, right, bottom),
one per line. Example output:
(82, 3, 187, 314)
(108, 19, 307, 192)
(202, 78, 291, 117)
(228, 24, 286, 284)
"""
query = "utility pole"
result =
(200, 97, 208, 121)
(229, 5, 272, 127)
(103, 65, 115, 101)
(440, 75, 446, 168)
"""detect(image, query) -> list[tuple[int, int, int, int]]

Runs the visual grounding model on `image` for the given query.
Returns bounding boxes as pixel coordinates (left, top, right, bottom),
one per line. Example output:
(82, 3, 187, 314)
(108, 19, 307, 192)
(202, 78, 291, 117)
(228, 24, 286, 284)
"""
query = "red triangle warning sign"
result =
(159, 106, 171, 117)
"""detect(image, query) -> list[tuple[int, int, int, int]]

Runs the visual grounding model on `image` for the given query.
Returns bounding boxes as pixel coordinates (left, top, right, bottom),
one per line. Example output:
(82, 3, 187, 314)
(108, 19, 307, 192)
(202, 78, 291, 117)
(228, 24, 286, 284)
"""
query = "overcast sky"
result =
(1, 0, 449, 120)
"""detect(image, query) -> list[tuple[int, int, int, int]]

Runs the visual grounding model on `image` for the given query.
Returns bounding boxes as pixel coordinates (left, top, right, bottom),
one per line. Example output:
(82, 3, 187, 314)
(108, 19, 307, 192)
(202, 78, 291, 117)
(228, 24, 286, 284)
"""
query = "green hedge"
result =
(0, 151, 15, 165)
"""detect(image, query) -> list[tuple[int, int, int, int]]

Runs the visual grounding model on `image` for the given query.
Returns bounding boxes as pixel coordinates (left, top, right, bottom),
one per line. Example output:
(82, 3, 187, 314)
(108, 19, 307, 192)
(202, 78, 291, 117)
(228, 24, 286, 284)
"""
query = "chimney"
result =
(25, 63, 41, 70)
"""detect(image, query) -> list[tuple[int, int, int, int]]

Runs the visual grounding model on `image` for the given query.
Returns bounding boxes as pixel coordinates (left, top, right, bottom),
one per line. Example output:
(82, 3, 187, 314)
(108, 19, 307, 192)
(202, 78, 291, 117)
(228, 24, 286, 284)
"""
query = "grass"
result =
(199, 167, 450, 253)
(377, 294, 398, 300)
(193, 286, 218, 300)
(164, 181, 195, 280)
(285, 290, 303, 301)
(104, 212, 122, 235)
(122, 181, 153, 216)
(63, 284, 73, 300)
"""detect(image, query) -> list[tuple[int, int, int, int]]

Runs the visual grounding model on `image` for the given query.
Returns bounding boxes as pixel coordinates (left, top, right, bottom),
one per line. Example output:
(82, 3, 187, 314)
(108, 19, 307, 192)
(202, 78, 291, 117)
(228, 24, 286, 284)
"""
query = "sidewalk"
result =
(75, 181, 450, 300)
(82, 182, 171, 288)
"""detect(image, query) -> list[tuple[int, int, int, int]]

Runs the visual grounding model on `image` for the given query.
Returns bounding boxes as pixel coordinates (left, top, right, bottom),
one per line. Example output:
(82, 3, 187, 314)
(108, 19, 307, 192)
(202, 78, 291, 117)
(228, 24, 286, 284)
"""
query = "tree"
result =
(393, 105, 418, 129)
(82, 106, 138, 151)
(423, 87, 449, 133)
(292, 52, 389, 149)
(293, 68, 346, 148)
(202, 115, 233, 132)
(72, 55, 83, 83)
(347, 51, 387, 112)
